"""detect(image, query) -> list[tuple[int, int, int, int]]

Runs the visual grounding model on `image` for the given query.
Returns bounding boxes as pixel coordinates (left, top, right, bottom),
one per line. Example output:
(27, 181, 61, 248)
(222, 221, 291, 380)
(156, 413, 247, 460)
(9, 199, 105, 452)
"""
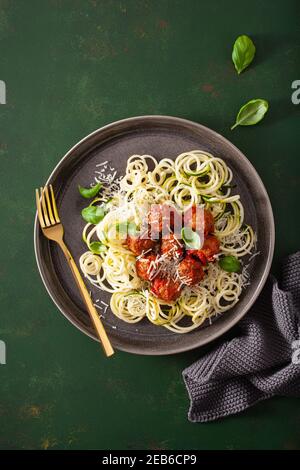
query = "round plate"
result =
(34, 116, 274, 355)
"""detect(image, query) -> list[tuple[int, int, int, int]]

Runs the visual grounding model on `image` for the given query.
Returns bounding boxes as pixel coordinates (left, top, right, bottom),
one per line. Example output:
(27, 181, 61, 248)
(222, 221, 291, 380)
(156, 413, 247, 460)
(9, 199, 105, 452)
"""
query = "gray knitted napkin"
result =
(183, 252, 300, 422)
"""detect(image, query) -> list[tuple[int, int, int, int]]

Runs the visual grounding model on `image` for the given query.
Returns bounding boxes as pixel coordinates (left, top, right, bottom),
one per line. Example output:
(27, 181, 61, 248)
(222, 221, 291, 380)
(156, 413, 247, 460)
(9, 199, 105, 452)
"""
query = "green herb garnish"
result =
(231, 99, 269, 130)
(78, 182, 102, 199)
(89, 241, 107, 254)
(81, 205, 106, 224)
(219, 255, 241, 273)
(181, 227, 202, 250)
(232, 35, 256, 75)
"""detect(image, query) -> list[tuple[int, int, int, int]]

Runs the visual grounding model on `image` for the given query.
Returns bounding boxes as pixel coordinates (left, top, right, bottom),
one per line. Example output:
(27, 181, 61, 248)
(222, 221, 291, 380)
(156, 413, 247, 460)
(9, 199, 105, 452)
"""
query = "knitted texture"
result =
(183, 252, 300, 422)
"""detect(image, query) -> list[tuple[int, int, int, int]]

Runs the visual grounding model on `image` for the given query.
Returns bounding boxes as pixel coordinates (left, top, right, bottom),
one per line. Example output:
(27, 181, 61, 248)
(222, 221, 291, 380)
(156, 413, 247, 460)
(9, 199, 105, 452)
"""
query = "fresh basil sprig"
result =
(181, 227, 202, 250)
(219, 255, 241, 273)
(232, 35, 256, 75)
(81, 205, 106, 224)
(231, 99, 269, 130)
(78, 182, 102, 199)
(89, 241, 107, 254)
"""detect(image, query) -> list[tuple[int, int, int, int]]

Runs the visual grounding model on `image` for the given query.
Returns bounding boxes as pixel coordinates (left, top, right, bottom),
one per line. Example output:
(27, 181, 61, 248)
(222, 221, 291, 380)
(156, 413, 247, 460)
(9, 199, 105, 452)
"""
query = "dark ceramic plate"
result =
(34, 116, 274, 355)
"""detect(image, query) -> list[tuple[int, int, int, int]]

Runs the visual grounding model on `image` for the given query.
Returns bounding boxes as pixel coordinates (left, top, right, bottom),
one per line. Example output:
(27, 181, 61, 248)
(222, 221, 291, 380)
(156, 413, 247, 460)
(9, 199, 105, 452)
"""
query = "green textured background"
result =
(0, 0, 299, 450)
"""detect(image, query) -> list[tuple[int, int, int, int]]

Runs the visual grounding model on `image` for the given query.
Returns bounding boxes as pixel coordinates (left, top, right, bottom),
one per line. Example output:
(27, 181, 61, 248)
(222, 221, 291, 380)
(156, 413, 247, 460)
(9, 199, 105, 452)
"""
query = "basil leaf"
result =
(89, 241, 107, 254)
(78, 182, 102, 199)
(181, 227, 202, 250)
(231, 99, 269, 130)
(81, 205, 106, 224)
(116, 221, 138, 236)
(232, 35, 256, 75)
(219, 255, 241, 273)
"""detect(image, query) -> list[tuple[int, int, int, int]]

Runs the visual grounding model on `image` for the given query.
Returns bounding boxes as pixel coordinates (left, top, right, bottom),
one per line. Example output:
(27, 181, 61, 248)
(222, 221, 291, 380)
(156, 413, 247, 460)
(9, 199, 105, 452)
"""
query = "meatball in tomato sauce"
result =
(188, 235, 220, 264)
(126, 235, 156, 256)
(150, 276, 182, 302)
(161, 233, 184, 260)
(136, 254, 158, 281)
(177, 256, 204, 286)
(201, 235, 220, 261)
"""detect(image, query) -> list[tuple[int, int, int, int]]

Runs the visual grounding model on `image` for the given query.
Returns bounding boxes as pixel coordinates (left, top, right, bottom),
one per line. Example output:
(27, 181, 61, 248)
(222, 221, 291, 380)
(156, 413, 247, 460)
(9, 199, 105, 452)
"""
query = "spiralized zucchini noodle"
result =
(79, 150, 256, 333)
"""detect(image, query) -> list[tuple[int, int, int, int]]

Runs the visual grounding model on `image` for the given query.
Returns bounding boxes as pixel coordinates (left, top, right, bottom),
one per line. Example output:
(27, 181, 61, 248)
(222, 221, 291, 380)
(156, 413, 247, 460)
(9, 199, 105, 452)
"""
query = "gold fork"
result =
(36, 185, 114, 357)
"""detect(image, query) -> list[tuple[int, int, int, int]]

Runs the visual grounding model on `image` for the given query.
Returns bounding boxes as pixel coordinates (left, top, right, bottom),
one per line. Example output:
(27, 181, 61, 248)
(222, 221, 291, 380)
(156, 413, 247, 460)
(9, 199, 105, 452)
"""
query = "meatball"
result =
(200, 235, 220, 261)
(188, 235, 220, 264)
(136, 254, 158, 281)
(150, 276, 182, 302)
(161, 233, 184, 260)
(147, 204, 181, 239)
(126, 235, 156, 256)
(183, 205, 214, 237)
(204, 209, 214, 235)
(188, 249, 208, 265)
(177, 256, 204, 286)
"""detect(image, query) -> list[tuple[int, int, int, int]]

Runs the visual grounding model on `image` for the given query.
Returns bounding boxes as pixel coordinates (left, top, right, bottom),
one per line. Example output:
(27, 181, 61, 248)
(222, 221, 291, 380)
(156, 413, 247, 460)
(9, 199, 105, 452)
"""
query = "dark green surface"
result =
(0, 0, 299, 450)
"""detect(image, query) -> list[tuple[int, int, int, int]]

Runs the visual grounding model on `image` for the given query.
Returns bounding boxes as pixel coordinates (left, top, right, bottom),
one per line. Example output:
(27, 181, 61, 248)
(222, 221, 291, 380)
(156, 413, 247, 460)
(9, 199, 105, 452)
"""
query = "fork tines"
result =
(35, 185, 60, 228)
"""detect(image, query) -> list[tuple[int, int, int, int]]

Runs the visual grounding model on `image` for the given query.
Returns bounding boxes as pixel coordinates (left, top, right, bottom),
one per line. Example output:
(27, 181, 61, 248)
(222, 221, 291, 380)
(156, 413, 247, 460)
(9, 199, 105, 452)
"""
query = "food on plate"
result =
(160, 233, 184, 259)
(183, 205, 214, 236)
(188, 235, 220, 264)
(150, 276, 182, 302)
(126, 234, 156, 256)
(79, 150, 256, 333)
(136, 254, 158, 281)
(177, 256, 204, 286)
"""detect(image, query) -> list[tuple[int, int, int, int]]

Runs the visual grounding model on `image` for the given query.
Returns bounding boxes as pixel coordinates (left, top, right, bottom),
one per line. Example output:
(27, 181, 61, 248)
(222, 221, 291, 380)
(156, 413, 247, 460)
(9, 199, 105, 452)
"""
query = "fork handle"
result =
(58, 240, 114, 357)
